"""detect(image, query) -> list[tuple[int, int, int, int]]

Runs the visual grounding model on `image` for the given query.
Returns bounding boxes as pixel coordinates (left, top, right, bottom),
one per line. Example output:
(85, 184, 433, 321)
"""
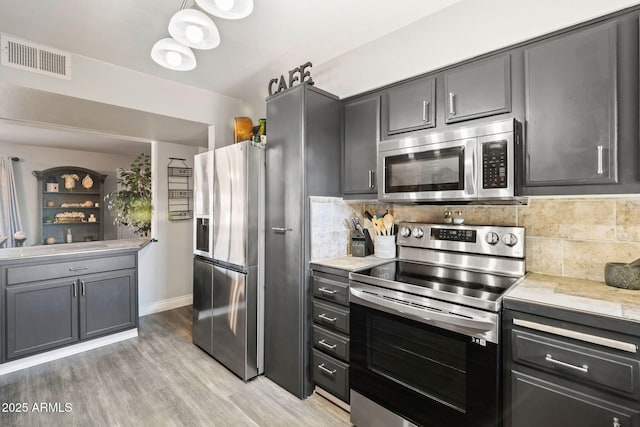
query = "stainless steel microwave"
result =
(378, 119, 521, 202)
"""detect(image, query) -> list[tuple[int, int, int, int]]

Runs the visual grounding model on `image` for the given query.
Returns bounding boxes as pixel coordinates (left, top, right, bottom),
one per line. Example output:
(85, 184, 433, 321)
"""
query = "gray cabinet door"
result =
(510, 370, 639, 427)
(524, 22, 617, 186)
(444, 55, 511, 123)
(79, 269, 137, 340)
(265, 87, 305, 397)
(384, 77, 435, 136)
(343, 96, 379, 195)
(6, 279, 79, 360)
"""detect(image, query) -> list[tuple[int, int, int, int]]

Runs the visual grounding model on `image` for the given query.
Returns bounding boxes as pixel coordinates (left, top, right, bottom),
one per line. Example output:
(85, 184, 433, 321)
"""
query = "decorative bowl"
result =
(605, 262, 640, 290)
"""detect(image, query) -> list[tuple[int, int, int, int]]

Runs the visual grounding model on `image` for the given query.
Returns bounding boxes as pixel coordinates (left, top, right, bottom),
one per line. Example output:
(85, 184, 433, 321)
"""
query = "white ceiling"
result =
(0, 0, 461, 151)
(0, 0, 460, 99)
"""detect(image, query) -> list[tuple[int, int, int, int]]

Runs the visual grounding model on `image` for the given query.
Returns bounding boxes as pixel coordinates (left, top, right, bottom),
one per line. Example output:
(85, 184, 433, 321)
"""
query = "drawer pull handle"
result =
(318, 314, 337, 323)
(318, 287, 337, 295)
(318, 339, 337, 350)
(545, 354, 589, 374)
(69, 267, 88, 272)
(613, 417, 621, 427)
(318, 363, 337, 376)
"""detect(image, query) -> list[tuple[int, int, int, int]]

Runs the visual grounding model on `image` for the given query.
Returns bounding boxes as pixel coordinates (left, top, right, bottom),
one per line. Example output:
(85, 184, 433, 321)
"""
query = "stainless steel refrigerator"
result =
(192, 141, 265, 381)
(265, 84, 341, 398)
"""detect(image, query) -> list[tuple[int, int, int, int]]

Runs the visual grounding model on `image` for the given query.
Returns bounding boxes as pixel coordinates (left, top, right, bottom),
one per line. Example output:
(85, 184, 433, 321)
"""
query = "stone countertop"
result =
(505, 272, 640, 323)
(0, 238, 152, 261)
(310, 255, 395, 273)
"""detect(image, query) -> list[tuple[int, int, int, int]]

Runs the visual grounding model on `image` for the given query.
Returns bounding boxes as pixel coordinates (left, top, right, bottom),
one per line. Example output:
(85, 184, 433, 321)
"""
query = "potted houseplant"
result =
(105, 153, 152, 236)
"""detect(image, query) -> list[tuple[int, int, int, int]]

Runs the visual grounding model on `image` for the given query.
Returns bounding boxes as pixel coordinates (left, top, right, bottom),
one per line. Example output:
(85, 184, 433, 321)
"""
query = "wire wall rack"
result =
(167, 157, 193, 220)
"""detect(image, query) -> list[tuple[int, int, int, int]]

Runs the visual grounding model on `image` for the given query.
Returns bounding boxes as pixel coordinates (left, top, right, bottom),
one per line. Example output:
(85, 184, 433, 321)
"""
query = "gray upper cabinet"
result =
(343, 95, 379, 197)
(383, 77, 436, 137)
(444, 55, 511, 124)
(524, 22, 618, 187)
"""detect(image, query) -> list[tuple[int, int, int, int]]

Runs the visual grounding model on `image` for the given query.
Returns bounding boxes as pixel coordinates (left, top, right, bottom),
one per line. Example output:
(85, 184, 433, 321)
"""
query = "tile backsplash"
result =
(310, 196, 640, 282)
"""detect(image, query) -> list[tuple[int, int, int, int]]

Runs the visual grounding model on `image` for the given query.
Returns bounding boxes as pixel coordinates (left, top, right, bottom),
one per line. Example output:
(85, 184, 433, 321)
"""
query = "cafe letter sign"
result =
(268, 62, 314, 96)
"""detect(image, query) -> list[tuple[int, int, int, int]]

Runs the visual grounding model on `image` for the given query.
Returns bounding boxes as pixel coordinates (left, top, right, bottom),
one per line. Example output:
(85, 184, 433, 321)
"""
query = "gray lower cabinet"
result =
(504, 308, 640, 427)
(524, 21, 618, 188)
(310, 267, 351, 404)
(343, 95, 379, 197)
(444, 55, 511, 124)
(383, 76, 435, 137)
(79, 270, 137, 340)
(2, 252, 138, 362)
(6, 278, 79, 360)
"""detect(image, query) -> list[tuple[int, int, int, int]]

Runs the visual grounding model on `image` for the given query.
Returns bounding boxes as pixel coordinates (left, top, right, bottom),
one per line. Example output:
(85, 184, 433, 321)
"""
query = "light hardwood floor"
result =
(0, 307, 351, 426)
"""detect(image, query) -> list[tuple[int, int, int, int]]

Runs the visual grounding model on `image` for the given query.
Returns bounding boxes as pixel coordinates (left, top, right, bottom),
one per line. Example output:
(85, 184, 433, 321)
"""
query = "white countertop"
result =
(310, 255, 395, 272)
(0, 238, 151, 261)
(505, 273, 640, 323)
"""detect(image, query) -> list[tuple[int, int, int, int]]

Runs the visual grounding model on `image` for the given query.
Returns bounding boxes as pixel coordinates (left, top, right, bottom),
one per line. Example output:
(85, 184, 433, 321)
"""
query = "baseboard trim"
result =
(139, 294, 192, 316)
(0, 329, 138, 376)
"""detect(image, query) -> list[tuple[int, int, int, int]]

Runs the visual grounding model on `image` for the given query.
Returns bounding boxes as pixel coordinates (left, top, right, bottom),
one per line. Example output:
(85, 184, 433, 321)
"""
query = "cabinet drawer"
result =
(313, 324, 349, 361)
(313, 349, 349, 403)
(512, 329, 640, 399)
(312, 300, 349, 334)
(7, 254, 136, 285)
(312, 275, 349, 306)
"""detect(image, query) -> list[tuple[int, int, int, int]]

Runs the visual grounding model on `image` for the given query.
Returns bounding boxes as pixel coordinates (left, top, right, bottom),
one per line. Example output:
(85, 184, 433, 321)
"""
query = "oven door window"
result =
(384, 146, 465, 193)
(369, 311, 466, 411)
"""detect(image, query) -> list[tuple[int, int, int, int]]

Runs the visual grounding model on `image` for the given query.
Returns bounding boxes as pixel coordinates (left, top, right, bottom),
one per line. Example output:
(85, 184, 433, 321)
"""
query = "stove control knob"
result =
(485, 232, 500, 245)
(502, 233, 518, 247)
(400, 227, 412, 237)
(412, 227, 424, 238)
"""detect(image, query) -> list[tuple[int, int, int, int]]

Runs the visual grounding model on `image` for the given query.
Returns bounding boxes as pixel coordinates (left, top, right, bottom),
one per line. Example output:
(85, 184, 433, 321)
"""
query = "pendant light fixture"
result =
(151, 38, 197, 71)
(168, 9, 220, 49)
(195, 0, 254, 20)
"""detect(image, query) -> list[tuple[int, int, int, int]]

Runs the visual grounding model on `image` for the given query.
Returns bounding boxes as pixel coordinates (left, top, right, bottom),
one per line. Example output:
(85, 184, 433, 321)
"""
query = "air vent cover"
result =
(1, 34, 71, 79)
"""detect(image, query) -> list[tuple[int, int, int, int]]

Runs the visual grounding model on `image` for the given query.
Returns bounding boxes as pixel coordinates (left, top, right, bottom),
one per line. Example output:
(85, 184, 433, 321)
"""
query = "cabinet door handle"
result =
(545, 354, 589, 374)
(271, 227, 292, 233)
(317, 287, 337, 295)
(318, 339, 337, 350)
(597, 145, 604, 175)
(69, 267, 88, 272)
(448, 92, 456, 116)
(422, 100, 428, 121)
(368, 169, 376, 189)
(318, 313, 337, 323)
(81, 280, 85, 296)
(72, 282, 77, 298)
(318, 363, 337, 376)
(613, 417, 621, 427)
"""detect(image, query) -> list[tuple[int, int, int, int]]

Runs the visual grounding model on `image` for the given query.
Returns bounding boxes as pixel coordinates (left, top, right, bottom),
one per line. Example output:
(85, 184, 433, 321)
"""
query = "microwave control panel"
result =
(482, 140, 507, 189)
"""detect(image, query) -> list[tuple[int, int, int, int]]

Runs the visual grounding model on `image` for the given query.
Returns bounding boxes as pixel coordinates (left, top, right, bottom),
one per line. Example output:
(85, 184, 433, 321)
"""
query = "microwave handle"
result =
(472, 146, 477, 195)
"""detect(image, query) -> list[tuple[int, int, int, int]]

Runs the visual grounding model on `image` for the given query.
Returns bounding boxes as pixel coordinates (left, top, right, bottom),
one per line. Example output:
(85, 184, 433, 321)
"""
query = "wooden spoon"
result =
(383, 213, 394, 236)
(371, 217, 381, 236)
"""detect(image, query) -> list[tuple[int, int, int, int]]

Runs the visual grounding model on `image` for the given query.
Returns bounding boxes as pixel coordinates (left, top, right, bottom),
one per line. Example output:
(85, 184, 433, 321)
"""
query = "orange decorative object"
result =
(234, 117, 253, 143)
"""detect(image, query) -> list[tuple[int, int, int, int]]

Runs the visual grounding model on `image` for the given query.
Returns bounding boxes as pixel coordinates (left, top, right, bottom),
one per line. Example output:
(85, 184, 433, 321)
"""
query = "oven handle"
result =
(350, 287, 495, 332)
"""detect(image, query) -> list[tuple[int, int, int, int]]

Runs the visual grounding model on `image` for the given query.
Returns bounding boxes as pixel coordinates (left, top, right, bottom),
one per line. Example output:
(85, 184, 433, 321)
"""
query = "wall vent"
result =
(1, 34, 71, 80)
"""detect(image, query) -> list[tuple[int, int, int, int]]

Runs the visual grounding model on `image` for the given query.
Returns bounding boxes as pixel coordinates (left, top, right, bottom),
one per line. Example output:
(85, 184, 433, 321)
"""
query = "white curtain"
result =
(0, 157, 24, 247)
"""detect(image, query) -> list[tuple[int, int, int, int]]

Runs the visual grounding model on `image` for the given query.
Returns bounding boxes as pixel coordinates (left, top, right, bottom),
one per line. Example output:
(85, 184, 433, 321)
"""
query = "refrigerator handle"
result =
(271, 227, 292, 233)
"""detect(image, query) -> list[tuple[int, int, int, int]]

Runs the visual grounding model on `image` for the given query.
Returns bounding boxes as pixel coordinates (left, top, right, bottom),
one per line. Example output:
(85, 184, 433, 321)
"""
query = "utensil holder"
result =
(375, 235, 396, 259)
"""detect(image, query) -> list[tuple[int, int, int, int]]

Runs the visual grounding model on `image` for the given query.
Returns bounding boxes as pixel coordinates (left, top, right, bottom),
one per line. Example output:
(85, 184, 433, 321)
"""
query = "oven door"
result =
(350, 301, 500, 427)
(378, 138, 476, 202)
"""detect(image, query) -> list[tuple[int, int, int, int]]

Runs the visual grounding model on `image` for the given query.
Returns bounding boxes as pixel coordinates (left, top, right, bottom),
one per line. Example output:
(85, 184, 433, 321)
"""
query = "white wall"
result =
(0, 141, 147, 246)
(241, 0, 640, 116)
(138, 140, 200, 316)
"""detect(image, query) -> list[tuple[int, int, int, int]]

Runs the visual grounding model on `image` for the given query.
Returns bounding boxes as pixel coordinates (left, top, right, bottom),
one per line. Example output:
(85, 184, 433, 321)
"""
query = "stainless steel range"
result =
(349, 222, 525, 427)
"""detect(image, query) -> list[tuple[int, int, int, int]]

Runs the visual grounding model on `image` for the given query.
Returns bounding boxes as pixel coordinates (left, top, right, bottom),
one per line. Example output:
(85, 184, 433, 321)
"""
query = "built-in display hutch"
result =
(33, 166, 106, 245)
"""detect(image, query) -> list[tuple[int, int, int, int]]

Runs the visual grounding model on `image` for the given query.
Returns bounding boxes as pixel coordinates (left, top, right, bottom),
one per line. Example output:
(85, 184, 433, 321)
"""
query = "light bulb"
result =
(166, 51, 183, 67)
(185, 25, 204, 43)
(214, 0, 235, 11)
